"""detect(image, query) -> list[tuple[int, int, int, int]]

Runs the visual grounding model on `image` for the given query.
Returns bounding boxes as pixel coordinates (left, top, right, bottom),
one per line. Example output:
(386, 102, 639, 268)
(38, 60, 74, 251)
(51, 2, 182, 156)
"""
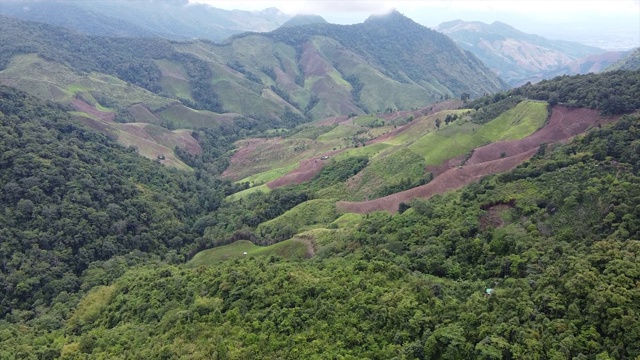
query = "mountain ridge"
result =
(437, 19, 609, 86)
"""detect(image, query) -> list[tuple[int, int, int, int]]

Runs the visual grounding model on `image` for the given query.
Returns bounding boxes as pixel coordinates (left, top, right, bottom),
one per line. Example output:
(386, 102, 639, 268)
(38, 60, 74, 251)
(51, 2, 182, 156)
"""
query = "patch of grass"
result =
(477, 100, 548, 140)
(256, 199, 338, 239)
(226, 184, 270, 202)
(332, 142, 391, 161)
(331, 213, 363, 228)
(409, 101, 548, 165)
(350, 148, 427, 199)
(353, 115, 385, 127)
(187, 239, 308, 266)
(316, 124, 363, 142)
(158, 104, 233, 128)
(236, 163, 299, 186)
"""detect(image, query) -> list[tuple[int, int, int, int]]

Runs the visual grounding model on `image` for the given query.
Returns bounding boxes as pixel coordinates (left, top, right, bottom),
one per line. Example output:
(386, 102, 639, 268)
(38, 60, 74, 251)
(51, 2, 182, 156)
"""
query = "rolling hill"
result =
(437, 20, 611, 86)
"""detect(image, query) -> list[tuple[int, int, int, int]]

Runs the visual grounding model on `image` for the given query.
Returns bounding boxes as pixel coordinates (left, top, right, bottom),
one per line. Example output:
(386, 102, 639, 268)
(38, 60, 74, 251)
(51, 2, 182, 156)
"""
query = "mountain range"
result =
(2, 2, 640, 358)
(437, 20, 628, 86)
(0, 12, 506, 122)
(0, 0, 291, 42)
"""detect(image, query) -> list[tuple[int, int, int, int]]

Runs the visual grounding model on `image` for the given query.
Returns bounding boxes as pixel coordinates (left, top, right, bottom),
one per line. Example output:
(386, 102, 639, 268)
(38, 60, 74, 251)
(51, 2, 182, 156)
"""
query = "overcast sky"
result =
(191, 0, 640, 50)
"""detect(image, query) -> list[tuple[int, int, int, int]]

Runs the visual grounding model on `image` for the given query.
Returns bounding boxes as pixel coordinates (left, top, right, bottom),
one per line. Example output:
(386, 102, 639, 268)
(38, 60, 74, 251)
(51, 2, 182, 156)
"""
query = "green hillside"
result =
(0, 13, 505, 122)
(1, 17, 640, 359)
(5, 109, 640, 358)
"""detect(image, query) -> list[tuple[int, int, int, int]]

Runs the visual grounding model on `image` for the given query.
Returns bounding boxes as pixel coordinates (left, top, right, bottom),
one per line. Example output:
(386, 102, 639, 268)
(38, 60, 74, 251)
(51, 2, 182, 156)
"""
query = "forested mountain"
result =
(437, 20, 611, 86)
(0, 0, 290, 42)
(606, 47, 640, 71)
(1, 71, 640, 358)
(0, 13, 506, 126)
(1, 5, 640, 357)
(280, 14, 328, 28)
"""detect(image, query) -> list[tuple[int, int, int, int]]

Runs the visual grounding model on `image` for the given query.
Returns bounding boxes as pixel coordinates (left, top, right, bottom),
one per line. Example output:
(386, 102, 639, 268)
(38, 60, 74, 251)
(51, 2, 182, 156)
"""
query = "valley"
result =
(0, 3, 639, 359)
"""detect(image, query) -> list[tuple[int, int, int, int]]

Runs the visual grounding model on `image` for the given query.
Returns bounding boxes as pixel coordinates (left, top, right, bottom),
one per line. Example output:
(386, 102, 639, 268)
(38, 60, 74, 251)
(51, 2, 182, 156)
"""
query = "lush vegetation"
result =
(0, 86, 237, 316)
(471, 70, 640, 116)
(1, 28, 640, 360)
(261, 10, 507, 98)
(3, 108, 640, 358)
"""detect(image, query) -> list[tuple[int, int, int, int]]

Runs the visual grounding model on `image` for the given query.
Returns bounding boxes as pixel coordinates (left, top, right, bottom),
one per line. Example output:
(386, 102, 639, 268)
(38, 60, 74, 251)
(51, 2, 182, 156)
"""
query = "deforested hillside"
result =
(606, 47, 640, 71)
(438, 20, 611, 86)
(0, 12, 506, 124)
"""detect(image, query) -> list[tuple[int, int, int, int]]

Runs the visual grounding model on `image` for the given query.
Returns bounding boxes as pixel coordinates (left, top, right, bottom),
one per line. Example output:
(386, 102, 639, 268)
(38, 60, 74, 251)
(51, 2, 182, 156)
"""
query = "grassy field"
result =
(331, 142, 391, 161)
(256, 199, 338, 236)
(330, 213, 364, 228)
(0, 54, 174, 112)
(225, 184, 270, 202)
(236, 163, 299, 186)
(409, 101, 548, 165)
(349, 148, 426, 199)
(157, 104, 235, 129)
(187, 239, 309, 266)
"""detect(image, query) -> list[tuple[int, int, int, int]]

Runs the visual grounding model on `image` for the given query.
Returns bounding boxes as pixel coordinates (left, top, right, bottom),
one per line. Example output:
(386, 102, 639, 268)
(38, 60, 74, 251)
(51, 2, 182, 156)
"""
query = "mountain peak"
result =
(364, 9, 408, 23)
(280, 14, 328, 28)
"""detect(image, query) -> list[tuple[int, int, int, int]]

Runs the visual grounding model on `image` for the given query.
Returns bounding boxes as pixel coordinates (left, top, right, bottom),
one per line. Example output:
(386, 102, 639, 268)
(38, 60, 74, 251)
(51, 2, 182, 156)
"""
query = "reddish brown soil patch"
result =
(424, 155, 467, 177)
(71, 98, 115, 122)
(267, 148, 345, 189)
(337, 149, 537, 214)
(337, 106, 618, 214)
(300, 41, 332, 77)
(170, 129, 203, 155)
(466, 106, 615, 166)
(315, 115, 350, 126)
(222, 138, 283, 180)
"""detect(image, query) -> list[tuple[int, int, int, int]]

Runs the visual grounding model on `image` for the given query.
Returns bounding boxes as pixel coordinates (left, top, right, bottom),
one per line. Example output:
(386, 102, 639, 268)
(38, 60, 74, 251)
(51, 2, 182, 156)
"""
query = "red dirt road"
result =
(337, 106, 617, 214)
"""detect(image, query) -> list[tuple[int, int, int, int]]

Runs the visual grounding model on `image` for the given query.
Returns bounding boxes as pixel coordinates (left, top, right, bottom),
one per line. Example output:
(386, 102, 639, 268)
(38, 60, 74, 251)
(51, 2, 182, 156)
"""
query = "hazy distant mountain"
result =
(538, 51, 630, 82)
(606, 48, 640, 71)
(280, 14, 329, 28)
(0, 0, 291, 42)
(0, 11, 506, 122)
(437, 20, 607, 86)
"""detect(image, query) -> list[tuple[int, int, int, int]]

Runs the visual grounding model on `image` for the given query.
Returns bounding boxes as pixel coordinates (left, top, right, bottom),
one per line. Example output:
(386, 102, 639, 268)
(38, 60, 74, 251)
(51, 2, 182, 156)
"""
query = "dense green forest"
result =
(1, 67, 640, 358)
(0, 85, 238, 315)
(471, 70, 640, 121)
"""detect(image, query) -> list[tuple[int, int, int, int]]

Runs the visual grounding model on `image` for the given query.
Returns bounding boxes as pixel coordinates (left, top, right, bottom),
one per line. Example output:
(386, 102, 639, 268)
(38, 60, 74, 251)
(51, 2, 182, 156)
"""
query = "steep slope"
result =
(0, 0, 290, 42)
(0, 85, 233, 317)
(540, 51, 629, 80)
(606, 47, 640, 71)
(0, 13, 506, 122)
(262, 11, 507, 99)
(438, 20, 606, 86)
